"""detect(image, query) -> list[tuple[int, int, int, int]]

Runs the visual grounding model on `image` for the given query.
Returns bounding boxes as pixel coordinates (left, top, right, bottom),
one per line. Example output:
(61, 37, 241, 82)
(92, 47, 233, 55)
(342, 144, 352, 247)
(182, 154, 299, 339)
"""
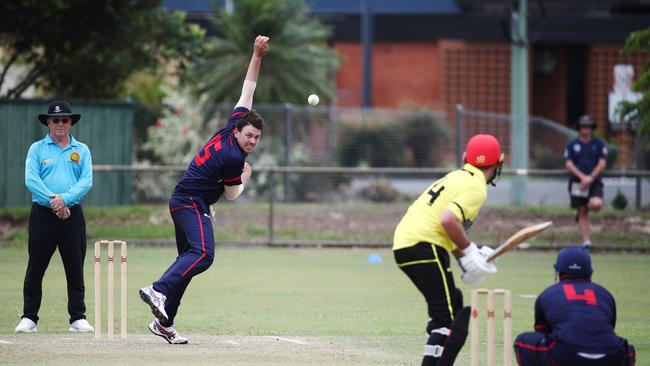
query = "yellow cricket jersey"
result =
(393, 163, 487, 252)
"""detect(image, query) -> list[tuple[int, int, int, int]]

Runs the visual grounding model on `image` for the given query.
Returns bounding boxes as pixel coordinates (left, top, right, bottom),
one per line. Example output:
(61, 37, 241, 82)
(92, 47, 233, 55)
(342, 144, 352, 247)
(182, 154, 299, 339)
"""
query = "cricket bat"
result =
(486, 221, 553, 262)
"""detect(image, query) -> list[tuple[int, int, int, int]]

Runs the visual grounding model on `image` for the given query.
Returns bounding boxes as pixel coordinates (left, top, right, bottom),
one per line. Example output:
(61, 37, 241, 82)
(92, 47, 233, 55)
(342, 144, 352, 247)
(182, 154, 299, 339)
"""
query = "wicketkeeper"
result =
(514, 246, 636, 366)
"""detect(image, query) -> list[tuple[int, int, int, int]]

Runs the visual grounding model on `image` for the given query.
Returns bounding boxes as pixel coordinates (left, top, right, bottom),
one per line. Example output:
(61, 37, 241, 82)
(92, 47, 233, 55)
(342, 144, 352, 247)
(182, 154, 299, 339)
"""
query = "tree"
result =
(621, 28, 650, 138)
(0, 0, 205, 98)
(188, 0, 340, 104)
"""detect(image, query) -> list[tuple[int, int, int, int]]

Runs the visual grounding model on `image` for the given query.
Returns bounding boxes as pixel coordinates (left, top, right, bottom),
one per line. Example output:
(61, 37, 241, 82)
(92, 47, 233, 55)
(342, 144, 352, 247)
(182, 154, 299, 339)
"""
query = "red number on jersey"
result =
(194, 135, 222, 166)
(562, 284, 597, 305)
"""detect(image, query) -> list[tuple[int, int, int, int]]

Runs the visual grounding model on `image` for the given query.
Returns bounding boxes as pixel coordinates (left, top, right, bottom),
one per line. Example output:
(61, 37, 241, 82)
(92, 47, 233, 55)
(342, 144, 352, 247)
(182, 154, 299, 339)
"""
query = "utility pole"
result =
(511, 0, 529, 206)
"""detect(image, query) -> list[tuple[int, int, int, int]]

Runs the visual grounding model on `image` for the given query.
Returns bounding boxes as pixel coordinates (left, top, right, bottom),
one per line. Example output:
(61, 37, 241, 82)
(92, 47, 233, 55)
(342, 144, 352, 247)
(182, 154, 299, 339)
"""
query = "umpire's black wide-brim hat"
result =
(38, 100, 81, 126)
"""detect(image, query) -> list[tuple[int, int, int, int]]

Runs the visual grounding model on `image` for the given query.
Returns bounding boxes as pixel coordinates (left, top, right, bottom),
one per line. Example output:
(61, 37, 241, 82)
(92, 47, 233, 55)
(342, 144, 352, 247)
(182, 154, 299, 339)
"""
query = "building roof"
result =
(163, 0, 461, 14)
(163, 0, 650, 43)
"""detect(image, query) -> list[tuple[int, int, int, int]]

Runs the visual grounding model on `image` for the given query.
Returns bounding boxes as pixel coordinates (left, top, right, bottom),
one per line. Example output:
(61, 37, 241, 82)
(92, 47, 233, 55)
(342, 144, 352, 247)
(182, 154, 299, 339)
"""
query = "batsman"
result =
(393, 134, 504, 366)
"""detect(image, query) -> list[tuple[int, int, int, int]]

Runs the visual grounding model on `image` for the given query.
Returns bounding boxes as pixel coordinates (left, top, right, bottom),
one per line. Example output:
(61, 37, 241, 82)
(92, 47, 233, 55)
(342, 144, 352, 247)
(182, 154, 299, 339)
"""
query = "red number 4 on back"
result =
(562, 284, 597, 305)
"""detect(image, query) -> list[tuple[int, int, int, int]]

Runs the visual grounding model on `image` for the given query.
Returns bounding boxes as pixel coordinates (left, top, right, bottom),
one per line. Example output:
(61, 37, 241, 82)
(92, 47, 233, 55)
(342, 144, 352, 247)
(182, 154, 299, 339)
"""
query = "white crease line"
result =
(518, 294, 537, 298)
(225, 340, 240, 345)
(0, 340, 13, 344)
(266, 336, 308, 345)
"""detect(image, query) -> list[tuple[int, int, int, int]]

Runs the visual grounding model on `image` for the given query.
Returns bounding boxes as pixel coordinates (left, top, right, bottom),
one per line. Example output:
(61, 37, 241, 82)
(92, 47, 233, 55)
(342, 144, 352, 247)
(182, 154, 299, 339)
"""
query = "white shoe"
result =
(139, 285, 169, 322)
(149, 319, 189, 344)
(69, 318, 94, 332)
(15, 318, 37, 333)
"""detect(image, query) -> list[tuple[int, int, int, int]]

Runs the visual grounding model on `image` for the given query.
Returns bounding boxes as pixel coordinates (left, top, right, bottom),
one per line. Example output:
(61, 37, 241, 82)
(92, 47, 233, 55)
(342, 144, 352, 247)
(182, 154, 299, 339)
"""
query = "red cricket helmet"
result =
(465, 134, 504, 167)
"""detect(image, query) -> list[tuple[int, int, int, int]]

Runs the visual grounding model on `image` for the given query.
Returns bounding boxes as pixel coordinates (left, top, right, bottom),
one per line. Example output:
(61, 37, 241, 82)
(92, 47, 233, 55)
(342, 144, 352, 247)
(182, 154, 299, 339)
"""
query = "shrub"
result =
(336, 110, 449, 167)
(357, 180, 400, 202)
(337, 125, 404, 167)
(612, 189, 628, 210)
(403, 112, 449, 167)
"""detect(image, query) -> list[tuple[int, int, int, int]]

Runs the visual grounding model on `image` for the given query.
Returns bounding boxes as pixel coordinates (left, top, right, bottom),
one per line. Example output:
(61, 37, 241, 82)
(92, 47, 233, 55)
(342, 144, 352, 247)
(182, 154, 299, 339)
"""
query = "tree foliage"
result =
(622, 28, 650, 138)
(188, 0, 340, 104)
(0, 0, 205, 98)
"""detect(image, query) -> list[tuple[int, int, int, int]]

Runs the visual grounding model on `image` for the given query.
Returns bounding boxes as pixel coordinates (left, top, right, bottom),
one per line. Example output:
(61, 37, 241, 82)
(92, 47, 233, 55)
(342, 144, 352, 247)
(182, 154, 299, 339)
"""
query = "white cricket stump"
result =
(94, 240, 127, 339)
(470, 288, 512, 366)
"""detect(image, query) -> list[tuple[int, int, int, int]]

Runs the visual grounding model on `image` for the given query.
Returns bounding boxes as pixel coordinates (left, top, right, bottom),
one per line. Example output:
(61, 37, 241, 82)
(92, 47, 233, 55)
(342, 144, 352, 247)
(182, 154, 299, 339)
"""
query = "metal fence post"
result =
(634, 126, 641, 210)
(268, 169, 275, 245)
(456, 104, 463, 168)
(328, 102, 336, 151)
(284, 103, 293, 202)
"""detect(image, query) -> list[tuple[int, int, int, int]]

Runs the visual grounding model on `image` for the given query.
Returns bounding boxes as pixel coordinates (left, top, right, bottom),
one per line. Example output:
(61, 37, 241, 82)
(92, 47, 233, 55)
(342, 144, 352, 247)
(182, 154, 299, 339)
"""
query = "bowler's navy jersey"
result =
(563, 137, 608, 183)
(173, 107, 248, 205)
(534, 279, 624, 353)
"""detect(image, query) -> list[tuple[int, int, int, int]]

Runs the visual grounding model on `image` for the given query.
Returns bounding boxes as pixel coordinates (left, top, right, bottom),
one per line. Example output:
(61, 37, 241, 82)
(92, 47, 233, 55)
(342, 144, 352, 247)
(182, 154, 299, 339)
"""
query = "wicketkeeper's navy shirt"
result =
(534, 278, 624, 353)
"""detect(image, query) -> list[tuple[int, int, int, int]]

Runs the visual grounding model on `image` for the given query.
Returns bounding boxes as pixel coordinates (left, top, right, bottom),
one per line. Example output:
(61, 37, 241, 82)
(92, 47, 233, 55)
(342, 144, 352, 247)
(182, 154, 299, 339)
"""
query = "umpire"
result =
(15, 101, 94, 333)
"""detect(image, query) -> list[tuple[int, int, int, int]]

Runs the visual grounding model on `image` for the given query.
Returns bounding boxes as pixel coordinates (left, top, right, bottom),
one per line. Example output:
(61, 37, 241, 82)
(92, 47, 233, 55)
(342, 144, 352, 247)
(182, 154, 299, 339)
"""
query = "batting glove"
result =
(478, 245, 496, 260)
(459, 243, 497, 285)
(461, 270, 486, 285)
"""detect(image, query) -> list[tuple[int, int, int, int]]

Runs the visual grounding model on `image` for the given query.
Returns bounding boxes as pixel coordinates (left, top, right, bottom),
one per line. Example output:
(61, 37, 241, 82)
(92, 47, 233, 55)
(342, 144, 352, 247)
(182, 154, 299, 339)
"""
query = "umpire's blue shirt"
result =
(25, 134, 93, 207)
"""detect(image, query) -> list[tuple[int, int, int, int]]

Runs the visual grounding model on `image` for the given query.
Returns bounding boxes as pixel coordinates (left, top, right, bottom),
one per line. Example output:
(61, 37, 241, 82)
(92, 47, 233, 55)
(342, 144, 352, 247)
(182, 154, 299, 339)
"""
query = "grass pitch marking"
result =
(0, 339, 13, 344)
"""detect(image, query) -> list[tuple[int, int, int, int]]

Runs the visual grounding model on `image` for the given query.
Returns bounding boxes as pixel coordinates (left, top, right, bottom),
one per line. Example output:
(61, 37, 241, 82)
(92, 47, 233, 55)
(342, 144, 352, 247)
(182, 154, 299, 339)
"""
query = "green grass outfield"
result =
(0, 247, 648, 365)
(3, 203, 650, 248)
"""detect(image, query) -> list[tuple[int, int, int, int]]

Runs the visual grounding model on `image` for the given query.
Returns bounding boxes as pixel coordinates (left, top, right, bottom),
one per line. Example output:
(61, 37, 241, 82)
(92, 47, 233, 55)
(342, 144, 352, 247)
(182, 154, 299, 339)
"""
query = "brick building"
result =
(166, 0, 650, 157)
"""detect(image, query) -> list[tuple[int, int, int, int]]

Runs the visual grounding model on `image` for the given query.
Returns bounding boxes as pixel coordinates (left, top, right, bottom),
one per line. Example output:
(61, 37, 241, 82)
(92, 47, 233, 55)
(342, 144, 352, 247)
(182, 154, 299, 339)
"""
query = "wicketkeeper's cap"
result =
(554, 246, 593, 277)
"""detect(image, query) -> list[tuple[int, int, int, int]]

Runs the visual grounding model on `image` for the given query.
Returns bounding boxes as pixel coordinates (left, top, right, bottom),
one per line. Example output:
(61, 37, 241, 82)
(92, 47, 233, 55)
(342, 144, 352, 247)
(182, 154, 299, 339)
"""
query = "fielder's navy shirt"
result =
(173, 107, 247, 205)
(563, 137, 608, 184)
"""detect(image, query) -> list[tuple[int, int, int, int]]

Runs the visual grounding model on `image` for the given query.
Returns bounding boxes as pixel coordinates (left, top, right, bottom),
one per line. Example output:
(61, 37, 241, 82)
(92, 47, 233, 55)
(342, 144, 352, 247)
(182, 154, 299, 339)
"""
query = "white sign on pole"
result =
(613, 64, 634, 92)
(609, 64, 642, 130)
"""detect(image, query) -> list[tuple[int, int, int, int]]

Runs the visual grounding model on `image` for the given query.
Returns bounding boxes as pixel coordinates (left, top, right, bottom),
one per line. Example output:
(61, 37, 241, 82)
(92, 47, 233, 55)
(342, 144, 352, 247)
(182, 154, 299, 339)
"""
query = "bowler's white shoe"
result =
(15, 318, 37, 333)
(69, 319, 94, 332)
(149, 319, 189, 344)
(139, 285, 169, 322)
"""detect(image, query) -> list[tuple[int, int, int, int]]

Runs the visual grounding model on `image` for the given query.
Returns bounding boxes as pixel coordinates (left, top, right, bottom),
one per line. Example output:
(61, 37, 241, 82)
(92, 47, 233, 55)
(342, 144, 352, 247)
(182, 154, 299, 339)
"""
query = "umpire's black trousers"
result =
(22, 203, 87, 324)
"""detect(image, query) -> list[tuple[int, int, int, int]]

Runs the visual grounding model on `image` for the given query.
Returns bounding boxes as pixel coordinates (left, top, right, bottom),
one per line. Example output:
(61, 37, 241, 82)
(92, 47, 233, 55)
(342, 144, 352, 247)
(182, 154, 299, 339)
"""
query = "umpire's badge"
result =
(70, 152, 80, 163)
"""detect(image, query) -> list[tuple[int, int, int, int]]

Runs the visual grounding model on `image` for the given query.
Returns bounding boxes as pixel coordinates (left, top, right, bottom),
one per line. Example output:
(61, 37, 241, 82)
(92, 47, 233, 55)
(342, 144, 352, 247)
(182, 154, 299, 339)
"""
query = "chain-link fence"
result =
(132, 103, 649, 208)
(87, 102, 650, 247)
(456, 106, 645, 170)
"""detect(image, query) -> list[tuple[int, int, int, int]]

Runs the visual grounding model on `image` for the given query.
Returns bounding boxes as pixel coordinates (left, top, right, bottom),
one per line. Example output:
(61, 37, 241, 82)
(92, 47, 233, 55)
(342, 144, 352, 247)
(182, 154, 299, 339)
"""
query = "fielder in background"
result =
(514, 246, 636, 366)
(393, 134, 504, 366)
(138, 35, 270, 344)
(16, 101, 94, 333)
(563, 115, 607, 250)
